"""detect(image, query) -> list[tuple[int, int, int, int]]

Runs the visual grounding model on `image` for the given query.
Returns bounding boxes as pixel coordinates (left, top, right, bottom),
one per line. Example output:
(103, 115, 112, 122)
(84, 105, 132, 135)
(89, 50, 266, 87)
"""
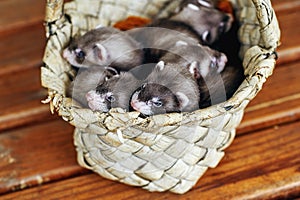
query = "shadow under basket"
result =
(42, 0, 280, 194)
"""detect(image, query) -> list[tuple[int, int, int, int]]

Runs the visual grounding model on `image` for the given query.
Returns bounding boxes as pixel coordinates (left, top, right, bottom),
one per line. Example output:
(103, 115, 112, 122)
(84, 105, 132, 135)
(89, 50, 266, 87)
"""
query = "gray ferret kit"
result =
(127, 0, 233, 61)
(63, 27, 144, 71)
(64, 0, 244, 116)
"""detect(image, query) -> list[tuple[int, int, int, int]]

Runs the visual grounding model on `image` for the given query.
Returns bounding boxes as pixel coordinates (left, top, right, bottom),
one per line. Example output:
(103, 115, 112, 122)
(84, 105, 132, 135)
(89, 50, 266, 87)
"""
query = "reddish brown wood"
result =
(0, 120, 87, 195)
(238, 60, 300, 134)
(276, 10, 300, 65)
(0, 67, 54, 131)
(272, 0, 300, 14)
(0, 0, 72, 36)
(1, 120, 300, 200)
(0, 24, 45, 76)
(0, 0, 45, 35)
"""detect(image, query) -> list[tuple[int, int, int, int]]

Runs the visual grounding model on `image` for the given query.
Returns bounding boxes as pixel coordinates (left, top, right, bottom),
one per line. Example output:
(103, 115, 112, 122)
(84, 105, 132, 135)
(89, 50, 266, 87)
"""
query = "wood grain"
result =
(272, 0, 300, 13)
(1, 120, 299, 199)
(0, 67, 53, 131)
(0, 0, 72, 35)
(276, 10, 300, 65)
(0, 0, 45, 35)
(0, 120, 87, 195)
(0, 24, 45, 76)
(238, 60, 300, 133)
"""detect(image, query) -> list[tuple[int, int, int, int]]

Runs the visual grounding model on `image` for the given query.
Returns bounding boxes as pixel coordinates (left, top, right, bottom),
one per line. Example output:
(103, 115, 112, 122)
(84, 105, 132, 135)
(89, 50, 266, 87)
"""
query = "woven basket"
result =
(42, 0, 280, 194)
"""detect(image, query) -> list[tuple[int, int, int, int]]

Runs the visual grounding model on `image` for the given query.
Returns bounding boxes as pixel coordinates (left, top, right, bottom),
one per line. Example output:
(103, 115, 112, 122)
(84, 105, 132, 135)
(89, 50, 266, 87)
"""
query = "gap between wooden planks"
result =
(0, 119, 87, 195)
(1, 119, 299, 199)
(237, 60, 300, 134)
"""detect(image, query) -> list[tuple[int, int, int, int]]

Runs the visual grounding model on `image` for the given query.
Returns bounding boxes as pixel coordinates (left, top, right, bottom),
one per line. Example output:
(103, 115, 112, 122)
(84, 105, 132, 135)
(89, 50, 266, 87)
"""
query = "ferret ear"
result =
(105, 66, 120, 78)
(176, 92, 189, 110)
(94, 43, 109, 62)
(175, 40, 188, 47)
(155, 61, 165, 71)
(188, 61, 209, 78)
(187, 61, 201, 79)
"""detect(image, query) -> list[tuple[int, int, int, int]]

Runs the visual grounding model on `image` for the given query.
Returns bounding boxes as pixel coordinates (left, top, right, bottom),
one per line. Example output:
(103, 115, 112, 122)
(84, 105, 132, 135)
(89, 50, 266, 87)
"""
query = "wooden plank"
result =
(276, 10, 300, 65)
(272, 0, 300, 13)
(0, 0, 73, 35)
(0, 0, 45, 35)
(0, 23, 45, 76)
(1, 120, 300, 199)
(238, 60, 300, 134)
(0, 120, 87, 195)
(0, 67, 54, 131)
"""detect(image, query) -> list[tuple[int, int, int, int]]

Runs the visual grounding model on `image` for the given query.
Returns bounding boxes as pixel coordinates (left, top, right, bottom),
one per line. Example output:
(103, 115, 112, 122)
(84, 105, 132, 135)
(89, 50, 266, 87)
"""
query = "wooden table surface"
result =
(0, 0, 300, 199)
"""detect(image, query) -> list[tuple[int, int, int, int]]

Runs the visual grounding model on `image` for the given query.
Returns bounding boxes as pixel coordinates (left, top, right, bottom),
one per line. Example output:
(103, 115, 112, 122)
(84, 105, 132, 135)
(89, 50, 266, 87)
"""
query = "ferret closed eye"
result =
(86, 64, 156, 112)
(161, 43, 228, 78)
(67, 66, 119, 109)
(172, 0, 233, 44)
(63, 26, 144, 70)
(127, 0, 232, 61)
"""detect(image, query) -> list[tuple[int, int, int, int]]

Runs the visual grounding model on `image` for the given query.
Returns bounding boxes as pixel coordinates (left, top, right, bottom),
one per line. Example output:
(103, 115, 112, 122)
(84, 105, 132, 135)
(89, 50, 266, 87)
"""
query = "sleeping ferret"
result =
(86, 70, 141, 112)
(170, 0, 233, 44)
(160, 42, 228, 78)
(127, 0, 232, 61)
(67, 66, 118, 109)
(130, 61, 200, 115)
(62, 26, 144, 70)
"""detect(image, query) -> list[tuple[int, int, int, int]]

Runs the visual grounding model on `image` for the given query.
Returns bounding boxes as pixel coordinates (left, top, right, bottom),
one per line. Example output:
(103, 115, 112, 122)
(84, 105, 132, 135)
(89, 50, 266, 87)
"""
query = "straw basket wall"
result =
(42, 0, 280, 194)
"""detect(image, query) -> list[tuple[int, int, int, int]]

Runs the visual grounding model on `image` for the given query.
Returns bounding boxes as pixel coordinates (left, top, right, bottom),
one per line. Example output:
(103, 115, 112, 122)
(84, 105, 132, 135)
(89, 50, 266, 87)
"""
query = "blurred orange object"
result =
(217, 0, 234, 16)
(114, 16, 151, 31)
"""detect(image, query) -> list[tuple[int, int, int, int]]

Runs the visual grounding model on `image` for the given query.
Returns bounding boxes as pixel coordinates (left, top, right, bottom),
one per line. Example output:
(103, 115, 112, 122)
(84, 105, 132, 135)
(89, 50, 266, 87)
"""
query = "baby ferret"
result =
(86, 69, 142, 112)
(160, 42, 228, 78)
(130, 61, 200, 116)
(127, 0, 232, 61)
(67, 66, 118, 109)
(170, 0, 233, 44)
(198, 64, 244, 108)
(127, 25, 200, 62)
(63, 26, 144, 70)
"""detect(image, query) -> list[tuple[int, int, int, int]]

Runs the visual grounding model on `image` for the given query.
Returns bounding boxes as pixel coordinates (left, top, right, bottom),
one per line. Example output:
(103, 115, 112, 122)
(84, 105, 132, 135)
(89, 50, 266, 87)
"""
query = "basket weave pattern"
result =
(42, 0, 280, 194)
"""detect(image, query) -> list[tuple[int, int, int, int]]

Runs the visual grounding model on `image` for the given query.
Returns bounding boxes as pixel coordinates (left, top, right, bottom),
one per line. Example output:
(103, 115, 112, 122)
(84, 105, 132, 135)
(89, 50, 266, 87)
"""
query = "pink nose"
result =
(85, 92, 94, 101)
(130, 100, 139, 111)
(62, 49, 69, 59)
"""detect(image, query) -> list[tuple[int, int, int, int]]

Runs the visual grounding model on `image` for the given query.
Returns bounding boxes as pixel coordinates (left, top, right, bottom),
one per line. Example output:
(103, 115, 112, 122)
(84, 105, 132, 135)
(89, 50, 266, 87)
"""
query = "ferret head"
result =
(86, 88, 114, 112)
(189, 46, 228, 78)
(166, 42, 228, 78)
(62, 29, 112, 68)
(171, 0, 233, 44)
(130, 83, 190, 116)
(85, 75, 119, 112)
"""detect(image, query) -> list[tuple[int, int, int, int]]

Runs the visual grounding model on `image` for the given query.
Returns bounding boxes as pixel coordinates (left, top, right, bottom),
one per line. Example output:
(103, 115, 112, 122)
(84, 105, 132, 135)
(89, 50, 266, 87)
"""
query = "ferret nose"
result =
(62, 49, 69, 59)
(85, 91, 94, 101)
(130, 100, 139, 111)
(216, 53, 228, 73)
